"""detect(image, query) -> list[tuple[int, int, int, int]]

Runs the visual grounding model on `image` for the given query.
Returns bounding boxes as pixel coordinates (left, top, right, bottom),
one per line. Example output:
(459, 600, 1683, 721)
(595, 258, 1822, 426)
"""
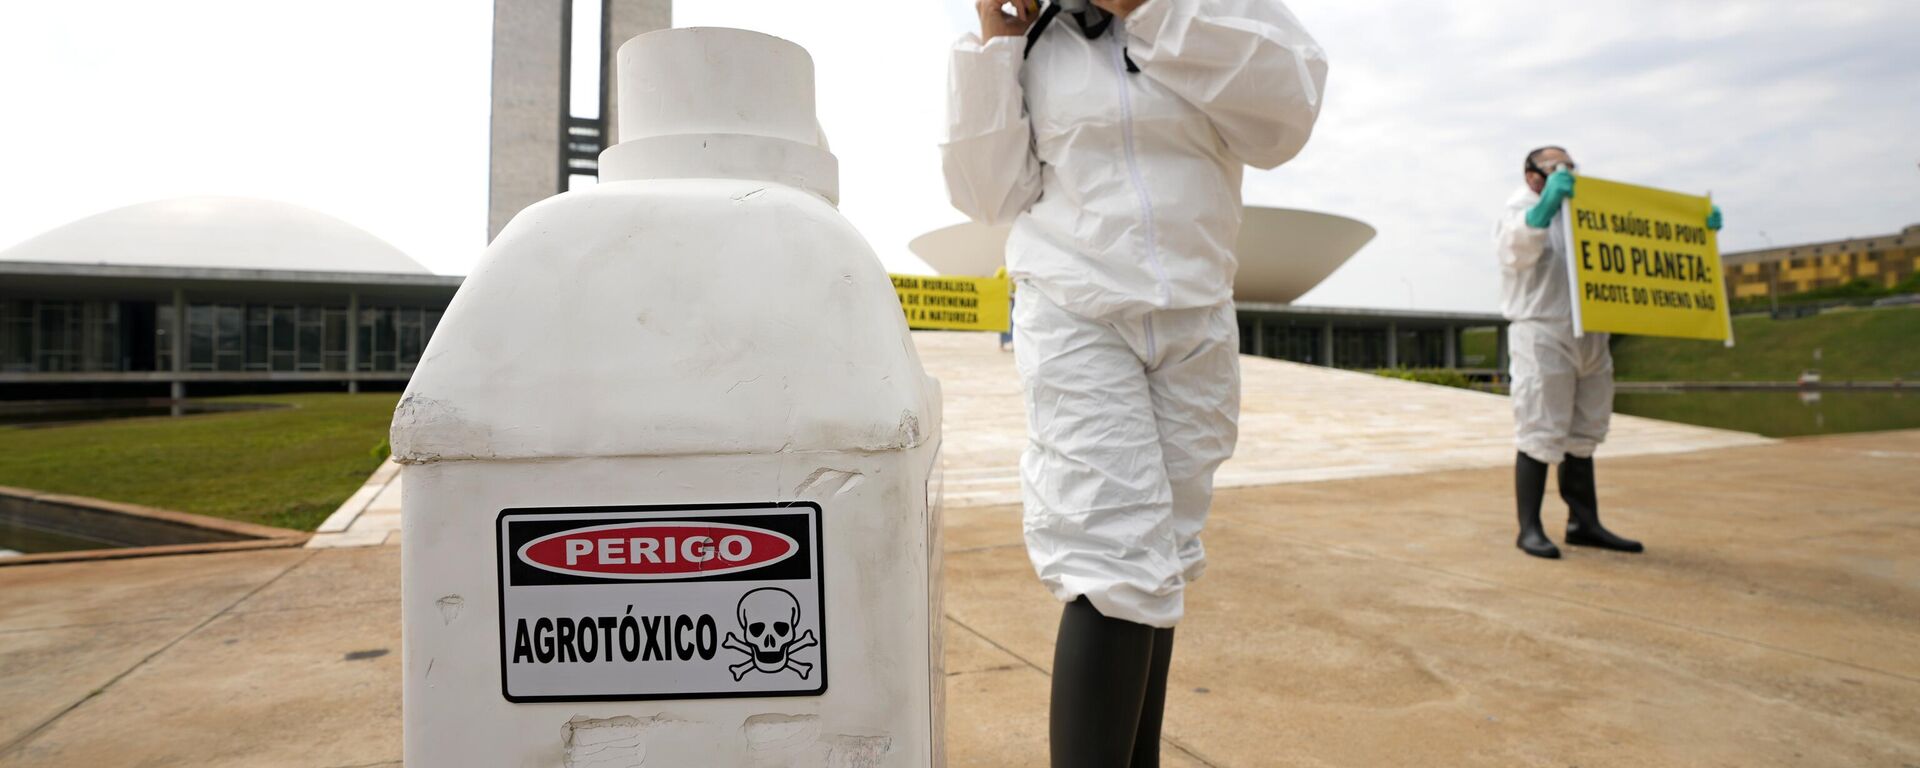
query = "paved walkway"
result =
(0, 546, 398, 767)
(2, 336, 1913, 766)
(915, 333, 1769, 507)
(306, 459, 402, 549)
(942, 431, 1920, 766)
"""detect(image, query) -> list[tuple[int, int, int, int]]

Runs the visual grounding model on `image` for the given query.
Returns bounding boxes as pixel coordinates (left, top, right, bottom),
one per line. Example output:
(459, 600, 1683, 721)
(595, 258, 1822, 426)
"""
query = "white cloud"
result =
(1, 1, 1915, 314)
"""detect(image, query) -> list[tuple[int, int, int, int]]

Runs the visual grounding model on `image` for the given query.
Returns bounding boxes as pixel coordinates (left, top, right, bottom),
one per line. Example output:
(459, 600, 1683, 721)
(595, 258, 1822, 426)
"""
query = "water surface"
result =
(1614, 389, 1920, 437)
(0, 519, 123, 557)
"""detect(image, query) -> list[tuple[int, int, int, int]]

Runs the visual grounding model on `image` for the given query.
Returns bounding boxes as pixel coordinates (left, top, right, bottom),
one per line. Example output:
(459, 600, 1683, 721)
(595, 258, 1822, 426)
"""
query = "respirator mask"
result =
(1528, 159, 1576, 178)
(1028, 0, 1111, 41)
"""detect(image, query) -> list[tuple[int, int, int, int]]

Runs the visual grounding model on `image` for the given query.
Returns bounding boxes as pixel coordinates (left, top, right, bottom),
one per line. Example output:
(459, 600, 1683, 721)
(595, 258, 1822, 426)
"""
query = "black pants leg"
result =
(1130, 627, 1176, 768)
(1051, 597, 1169, 768)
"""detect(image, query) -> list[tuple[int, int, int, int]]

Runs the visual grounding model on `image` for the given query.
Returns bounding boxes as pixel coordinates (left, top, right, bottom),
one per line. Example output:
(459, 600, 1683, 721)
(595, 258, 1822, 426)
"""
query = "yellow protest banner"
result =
(1559, 175, 1733, 344)
(890, 273, 1010, 332)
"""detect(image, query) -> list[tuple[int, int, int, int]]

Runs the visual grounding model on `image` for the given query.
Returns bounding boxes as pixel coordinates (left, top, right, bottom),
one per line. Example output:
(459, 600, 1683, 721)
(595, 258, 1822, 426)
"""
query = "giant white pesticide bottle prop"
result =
(394, 27, 945, 767)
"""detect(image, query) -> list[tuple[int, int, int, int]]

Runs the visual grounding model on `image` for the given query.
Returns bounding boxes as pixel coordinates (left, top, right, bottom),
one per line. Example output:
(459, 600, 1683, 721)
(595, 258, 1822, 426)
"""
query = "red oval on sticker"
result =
(517, 522, 798, 580)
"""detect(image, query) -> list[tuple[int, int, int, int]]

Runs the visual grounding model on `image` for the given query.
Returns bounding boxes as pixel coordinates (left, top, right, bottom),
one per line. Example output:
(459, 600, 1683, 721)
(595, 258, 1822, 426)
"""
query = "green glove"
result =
(1707, 205, 1723, 231)
(1525, 170, 1575, 229)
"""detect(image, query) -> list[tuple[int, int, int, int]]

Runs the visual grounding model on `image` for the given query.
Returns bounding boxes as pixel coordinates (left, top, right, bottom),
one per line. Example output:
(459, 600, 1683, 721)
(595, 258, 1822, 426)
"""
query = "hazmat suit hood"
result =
(943, 0, 1328, 319)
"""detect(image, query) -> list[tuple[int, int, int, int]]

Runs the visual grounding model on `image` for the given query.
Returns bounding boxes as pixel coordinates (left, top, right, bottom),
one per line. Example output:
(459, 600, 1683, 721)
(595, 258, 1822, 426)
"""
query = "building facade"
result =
(488, 0, 671, 241)
(1722, 224, 1920, 301)
(0, 198, 459, 400)
(0, 286, 449, 380)
(1237, 304, 1505, 372)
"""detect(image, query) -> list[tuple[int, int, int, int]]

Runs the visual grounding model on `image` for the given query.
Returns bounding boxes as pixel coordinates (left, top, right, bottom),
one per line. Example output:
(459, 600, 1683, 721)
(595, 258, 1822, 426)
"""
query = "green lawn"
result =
(1613, 305, 1920, 382)
(1461, 306, 1920, 382)
(0, 393, 398, 531)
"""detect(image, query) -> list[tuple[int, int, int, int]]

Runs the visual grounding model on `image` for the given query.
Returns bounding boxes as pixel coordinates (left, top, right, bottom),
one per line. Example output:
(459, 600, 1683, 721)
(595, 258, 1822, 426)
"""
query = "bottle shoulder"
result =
(392, 178, 934, 465)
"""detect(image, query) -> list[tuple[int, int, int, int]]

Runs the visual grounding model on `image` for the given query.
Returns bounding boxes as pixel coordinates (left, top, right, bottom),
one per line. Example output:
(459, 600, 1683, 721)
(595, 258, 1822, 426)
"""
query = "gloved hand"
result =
(976, 0, 1035, 39)
(1525, 170, 1575, 229)
(1707, 205, 1723, 231)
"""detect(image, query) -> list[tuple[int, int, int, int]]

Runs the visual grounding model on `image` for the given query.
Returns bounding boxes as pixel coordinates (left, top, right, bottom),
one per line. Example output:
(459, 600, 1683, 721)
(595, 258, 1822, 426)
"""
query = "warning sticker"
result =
(495, 502, 826, 703)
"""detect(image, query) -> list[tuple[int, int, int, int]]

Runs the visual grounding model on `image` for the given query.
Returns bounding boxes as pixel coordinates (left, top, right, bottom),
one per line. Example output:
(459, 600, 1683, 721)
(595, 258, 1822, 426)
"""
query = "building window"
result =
(397, 307, 424, 369)
(324, 309, 350, 371)
(1403, 328, 1449, 368)
(2, 300, 34, 372)
(297, 306, 324, 370)
(2, 298, 440, 377)
(269, 306, 295, 370)
(35, 302, 74, 372)
(187, 305, 215, 369)
(215, 305, 243, 371)
(246, 305, 271, 370)
(156, 303, 174, 371)
(5, 299, 123, 373)
(161, 301, 355, 373)
(354, 304, 444, 373)
(359, 307, 391, 371)
(1333, 328, 1388, 370)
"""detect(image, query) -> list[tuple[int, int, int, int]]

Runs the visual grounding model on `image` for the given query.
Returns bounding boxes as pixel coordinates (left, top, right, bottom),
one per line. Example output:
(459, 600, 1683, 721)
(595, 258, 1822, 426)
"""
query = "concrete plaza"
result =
(2, 334, 1915, 766)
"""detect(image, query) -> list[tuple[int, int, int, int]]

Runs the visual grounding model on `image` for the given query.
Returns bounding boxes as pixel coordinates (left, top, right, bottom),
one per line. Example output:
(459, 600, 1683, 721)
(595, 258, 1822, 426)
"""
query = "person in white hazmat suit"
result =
(1495, 146, 1722, 560)
(942, 0, 1325, 763)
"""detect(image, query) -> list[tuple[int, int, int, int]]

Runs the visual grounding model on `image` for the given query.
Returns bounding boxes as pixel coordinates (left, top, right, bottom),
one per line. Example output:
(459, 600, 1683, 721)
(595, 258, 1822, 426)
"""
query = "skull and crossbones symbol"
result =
(722, 587, 818, 681)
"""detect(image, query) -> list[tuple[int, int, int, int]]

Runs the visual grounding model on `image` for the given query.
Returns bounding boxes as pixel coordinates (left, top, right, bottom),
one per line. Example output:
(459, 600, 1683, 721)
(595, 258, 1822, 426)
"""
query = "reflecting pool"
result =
(1613, 389, 1920, 438)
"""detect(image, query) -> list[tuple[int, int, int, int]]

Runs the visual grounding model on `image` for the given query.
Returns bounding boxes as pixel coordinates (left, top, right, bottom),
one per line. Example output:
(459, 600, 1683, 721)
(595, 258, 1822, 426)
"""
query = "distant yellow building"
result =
(1723, 224, 1920, 301)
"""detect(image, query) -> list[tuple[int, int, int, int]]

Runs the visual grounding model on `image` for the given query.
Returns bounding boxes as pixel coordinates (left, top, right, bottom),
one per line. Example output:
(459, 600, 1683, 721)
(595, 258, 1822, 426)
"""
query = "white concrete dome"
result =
(909, 206, 1376, 304)
(0, 197, 428, 274)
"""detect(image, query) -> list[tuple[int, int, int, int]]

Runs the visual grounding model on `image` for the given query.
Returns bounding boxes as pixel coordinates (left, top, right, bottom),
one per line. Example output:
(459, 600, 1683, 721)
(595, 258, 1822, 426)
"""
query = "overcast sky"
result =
(1, 1, 1915, 312)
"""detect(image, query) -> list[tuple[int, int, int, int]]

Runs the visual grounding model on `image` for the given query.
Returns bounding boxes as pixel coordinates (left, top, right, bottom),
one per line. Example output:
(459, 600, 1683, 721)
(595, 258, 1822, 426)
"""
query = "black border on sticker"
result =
(494, 500, 828, 703)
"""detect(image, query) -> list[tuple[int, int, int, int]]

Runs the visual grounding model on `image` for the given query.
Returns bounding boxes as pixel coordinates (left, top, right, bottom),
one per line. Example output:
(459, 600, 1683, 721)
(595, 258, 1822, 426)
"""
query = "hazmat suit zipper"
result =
(1143, 315, 1158, 362)
(1109, 30, 1171, 308)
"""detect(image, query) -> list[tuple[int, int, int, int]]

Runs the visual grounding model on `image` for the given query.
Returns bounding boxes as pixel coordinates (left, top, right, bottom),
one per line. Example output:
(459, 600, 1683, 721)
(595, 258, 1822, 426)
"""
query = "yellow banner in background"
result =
(1560, 175, 1733, 343)
(891, 274, 1010, 332)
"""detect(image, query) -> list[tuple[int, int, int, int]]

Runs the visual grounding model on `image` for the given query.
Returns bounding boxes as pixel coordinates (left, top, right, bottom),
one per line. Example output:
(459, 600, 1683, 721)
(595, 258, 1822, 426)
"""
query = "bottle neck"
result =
(597, 134, 839, 205)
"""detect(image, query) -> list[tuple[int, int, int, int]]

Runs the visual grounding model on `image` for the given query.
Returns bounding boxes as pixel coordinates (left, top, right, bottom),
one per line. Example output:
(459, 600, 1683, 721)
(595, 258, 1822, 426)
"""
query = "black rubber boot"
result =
(1515, 452, 1560, 559)
(1051, 597, 1157, 768)
(1560, 455, 1643, 553)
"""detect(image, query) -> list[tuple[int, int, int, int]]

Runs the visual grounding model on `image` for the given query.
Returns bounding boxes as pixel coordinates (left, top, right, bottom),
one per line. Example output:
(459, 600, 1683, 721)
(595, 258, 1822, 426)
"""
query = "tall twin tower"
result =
(488, 0, 672, 241)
